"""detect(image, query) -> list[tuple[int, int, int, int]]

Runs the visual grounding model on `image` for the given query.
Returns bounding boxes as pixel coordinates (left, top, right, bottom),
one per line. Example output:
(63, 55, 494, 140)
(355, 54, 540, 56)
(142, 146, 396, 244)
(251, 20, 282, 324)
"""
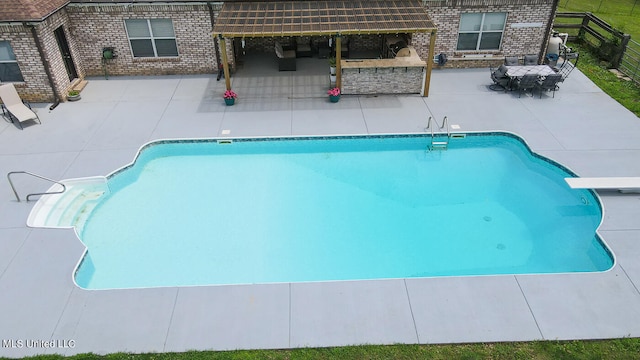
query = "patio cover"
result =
(212, 0, 437, 37)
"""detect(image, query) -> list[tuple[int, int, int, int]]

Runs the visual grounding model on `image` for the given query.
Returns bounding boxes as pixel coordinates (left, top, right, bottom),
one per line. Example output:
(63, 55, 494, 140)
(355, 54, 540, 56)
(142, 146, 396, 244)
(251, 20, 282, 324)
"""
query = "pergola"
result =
(212, 0, 438, 96)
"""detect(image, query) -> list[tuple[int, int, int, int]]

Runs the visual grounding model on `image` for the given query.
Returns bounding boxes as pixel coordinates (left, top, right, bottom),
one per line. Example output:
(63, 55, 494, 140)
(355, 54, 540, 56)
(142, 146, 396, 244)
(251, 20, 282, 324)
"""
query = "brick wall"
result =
(423, 0, 554, 68)
(342, 66, 424, 95)
(37, 9, 85, 101)
(66, 3, 216, 76)
(0, 24, 54, 102)
(348, 34, 385, 52)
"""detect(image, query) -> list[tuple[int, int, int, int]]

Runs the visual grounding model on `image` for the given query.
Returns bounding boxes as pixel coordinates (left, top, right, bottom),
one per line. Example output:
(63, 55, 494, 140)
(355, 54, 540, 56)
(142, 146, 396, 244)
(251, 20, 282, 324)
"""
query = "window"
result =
(125, 19, 178, 57)
(457, 13, 506, 51)
(0, 41, 24, 82)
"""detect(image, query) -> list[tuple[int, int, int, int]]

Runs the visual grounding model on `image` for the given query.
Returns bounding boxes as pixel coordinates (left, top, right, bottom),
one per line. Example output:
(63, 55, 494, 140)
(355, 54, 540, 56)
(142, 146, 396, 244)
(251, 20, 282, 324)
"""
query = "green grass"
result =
(6, 339, 640, 360)
(558, 0, 640, 38)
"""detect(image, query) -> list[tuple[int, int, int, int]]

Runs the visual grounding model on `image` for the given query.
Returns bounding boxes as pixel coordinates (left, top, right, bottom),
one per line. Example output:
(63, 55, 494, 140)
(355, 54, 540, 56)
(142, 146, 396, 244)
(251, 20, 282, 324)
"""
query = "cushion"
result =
(274, 42, 284, 58)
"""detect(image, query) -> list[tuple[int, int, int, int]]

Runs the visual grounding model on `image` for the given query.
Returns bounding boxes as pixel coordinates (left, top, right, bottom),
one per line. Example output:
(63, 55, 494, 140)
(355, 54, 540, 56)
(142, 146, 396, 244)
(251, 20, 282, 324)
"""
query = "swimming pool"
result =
(41, 133, 613, 289)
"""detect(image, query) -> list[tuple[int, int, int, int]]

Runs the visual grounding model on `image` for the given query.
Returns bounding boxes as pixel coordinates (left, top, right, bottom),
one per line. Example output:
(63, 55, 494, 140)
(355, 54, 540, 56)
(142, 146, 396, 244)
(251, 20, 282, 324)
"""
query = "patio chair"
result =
(504, 56, 519, 66)
(0, 83, 41, 130)
(536, 73, 563, 98)
(523, 54, 538, 66)
(489, 65, 510, 91)
(295, 37, 312, 58)
(275, 41, 296, 71)
(515, 74, 538, 98)
(557, 54, 578, 81)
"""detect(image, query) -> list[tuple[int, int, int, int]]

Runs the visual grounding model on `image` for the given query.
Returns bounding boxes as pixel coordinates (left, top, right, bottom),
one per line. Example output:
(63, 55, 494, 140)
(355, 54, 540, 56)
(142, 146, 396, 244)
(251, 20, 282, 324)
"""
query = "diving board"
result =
(565, 177, 640, 193)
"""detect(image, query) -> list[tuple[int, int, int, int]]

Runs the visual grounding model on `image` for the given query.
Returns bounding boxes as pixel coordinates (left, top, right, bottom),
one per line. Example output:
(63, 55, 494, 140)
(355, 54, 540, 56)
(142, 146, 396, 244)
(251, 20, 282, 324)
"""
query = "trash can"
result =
(545, 53, 559, 68)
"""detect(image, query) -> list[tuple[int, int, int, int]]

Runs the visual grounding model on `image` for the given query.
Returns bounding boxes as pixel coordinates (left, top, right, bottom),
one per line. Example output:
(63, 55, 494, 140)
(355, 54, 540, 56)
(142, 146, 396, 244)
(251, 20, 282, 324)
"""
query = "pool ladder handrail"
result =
(426, 116, 450, 149)
(7, 171, 66, 202)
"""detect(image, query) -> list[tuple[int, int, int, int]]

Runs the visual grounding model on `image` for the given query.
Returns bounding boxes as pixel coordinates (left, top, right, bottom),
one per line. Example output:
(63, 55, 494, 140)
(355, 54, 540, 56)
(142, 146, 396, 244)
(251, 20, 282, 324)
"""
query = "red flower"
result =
(327, 87, 341, 96)
(223, 90, 238, 99)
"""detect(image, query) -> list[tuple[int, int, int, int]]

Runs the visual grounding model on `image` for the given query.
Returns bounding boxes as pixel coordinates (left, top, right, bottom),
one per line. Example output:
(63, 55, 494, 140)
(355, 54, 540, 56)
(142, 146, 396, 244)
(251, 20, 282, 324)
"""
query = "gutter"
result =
(26, 23, 63, 108)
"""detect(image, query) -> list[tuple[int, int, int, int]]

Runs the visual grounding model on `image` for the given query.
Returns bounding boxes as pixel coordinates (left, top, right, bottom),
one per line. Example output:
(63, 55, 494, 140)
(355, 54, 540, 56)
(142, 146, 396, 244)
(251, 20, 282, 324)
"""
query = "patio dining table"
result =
(505, 65, 556, 78)
(505, 65, 556, 91)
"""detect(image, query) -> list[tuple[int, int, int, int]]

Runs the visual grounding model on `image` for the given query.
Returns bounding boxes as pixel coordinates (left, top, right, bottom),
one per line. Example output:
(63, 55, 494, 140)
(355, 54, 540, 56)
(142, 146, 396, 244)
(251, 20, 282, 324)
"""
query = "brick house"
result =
(0, 0, 558, 103)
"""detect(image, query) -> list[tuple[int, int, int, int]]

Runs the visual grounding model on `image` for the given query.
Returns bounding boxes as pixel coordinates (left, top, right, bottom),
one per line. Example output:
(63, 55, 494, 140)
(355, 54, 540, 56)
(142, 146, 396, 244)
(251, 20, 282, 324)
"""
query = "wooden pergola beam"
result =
(336, 34, 342, 89)
(423, 30, 437, 97)
(218, 35, 231, 91)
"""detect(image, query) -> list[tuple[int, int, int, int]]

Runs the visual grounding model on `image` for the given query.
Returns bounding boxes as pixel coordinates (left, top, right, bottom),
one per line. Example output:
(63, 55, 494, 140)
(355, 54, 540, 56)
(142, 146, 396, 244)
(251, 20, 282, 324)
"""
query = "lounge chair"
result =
(515, 74, 538, 98)
(536, 73, 563, 98)
(0, 83, 41, 130)
(489, 65, 510, 91)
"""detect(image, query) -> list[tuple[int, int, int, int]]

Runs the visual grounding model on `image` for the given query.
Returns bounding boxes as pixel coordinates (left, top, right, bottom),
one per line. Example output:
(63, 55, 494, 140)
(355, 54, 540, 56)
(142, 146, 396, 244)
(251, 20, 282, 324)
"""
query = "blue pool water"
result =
(75, 134, 613, 289)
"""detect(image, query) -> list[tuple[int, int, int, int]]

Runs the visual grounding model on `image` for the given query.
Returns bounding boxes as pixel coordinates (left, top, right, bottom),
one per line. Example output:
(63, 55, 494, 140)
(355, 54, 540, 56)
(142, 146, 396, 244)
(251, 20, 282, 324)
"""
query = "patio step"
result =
(72, 80, 88, 92)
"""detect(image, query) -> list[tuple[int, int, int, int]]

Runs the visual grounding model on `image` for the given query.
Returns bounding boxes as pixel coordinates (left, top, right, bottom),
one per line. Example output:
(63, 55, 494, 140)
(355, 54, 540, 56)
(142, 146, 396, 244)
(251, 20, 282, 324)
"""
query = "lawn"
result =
(558, 0, 640, 39)
(8, 339, 640, 360)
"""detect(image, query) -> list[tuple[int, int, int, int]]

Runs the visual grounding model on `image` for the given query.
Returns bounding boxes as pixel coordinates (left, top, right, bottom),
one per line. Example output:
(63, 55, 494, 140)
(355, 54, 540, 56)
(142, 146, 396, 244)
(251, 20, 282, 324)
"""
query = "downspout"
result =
(540, 0, 560, 62)
(26, 23, 62, 110)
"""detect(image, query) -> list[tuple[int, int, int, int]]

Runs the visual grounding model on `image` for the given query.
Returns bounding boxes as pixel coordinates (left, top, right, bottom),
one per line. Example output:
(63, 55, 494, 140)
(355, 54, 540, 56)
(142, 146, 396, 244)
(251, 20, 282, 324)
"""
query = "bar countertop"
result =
(340, 46, 426, 69)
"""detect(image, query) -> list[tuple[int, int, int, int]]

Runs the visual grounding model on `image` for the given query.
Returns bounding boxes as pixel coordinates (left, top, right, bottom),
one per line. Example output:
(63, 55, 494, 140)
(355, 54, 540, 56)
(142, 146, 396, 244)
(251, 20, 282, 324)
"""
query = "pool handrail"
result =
(7, 170, 67, 202)
(426, 116, 450, 149)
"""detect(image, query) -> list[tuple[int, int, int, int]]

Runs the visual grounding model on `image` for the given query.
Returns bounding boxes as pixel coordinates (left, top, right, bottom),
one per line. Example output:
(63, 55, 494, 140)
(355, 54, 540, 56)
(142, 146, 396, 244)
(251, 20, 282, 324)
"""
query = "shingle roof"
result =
(0, 0, 69, 22)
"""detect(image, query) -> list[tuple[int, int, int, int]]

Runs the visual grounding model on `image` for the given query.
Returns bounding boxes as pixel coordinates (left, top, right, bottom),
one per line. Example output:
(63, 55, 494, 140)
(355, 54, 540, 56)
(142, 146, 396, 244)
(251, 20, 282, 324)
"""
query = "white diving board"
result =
(565, 177, 640, 193)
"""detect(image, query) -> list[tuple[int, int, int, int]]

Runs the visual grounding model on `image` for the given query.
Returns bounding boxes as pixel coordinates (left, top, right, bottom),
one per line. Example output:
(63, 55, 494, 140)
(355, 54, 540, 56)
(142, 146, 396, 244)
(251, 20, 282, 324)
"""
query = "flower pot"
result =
(329, 95, 340, 103)
(224, 98, 235, 106)
(330, 74, 337, 83)
(67, 94, 81, 102)
(330, 66, 336, 75)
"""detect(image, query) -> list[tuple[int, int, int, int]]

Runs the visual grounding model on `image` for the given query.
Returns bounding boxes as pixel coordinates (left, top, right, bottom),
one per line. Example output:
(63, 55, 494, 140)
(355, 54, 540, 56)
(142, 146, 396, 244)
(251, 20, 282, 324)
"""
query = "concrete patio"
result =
(1, 57, 640, 357)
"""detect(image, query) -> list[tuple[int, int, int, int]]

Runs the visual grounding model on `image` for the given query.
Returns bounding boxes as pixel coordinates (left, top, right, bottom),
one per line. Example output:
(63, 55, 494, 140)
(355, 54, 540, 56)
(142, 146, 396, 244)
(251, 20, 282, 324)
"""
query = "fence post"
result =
(577, 12, 591, 40)
(613, 34, 632, 69)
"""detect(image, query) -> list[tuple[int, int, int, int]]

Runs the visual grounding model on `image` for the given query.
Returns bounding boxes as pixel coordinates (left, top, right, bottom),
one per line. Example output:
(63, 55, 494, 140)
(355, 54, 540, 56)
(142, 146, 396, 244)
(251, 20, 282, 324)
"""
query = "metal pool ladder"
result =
(426, 116, 450, 150)
(7, 171, 66, 202)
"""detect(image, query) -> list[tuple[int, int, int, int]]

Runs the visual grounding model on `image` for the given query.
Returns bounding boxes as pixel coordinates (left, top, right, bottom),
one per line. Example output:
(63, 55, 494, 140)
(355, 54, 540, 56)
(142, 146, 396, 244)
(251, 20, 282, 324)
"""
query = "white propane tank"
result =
(547, 32, 563, 56)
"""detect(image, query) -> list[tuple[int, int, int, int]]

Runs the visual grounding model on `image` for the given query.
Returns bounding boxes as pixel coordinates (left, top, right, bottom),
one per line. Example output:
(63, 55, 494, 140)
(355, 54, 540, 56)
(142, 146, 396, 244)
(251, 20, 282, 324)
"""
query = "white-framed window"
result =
(0, 41, 24, 82)
(457, 13, 507, 51)
(125, 19, 178, 57)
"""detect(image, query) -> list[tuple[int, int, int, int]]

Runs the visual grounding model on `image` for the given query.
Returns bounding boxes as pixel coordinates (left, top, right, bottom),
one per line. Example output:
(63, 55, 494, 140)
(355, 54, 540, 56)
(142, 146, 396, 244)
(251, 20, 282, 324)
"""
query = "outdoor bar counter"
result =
(340, 46, 427, 95)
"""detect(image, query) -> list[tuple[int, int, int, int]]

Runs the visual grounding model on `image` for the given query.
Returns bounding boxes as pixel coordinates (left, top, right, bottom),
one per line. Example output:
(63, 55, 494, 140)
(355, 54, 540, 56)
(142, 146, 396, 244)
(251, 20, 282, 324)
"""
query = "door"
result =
(54, 26, 78, 81)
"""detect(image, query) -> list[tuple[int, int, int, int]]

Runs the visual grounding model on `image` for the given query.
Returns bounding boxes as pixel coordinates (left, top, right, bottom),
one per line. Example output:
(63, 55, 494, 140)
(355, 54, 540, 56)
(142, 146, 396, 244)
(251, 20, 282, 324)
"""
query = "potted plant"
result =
(223, 89, 237, 106)
(327, 87, 341, 103)
(67, 90, 81, 102)
(328, 57, 336, 75)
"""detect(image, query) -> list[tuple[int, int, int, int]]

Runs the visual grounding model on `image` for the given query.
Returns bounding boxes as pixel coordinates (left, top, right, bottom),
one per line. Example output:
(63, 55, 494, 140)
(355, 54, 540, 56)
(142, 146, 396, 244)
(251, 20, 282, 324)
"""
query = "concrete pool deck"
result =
(1, 58, 640, 357)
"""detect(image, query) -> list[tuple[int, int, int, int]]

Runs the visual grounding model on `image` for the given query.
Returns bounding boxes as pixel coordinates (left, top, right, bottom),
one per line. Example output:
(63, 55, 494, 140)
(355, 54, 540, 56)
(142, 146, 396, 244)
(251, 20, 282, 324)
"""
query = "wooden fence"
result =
(554, 12, 630, 69)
